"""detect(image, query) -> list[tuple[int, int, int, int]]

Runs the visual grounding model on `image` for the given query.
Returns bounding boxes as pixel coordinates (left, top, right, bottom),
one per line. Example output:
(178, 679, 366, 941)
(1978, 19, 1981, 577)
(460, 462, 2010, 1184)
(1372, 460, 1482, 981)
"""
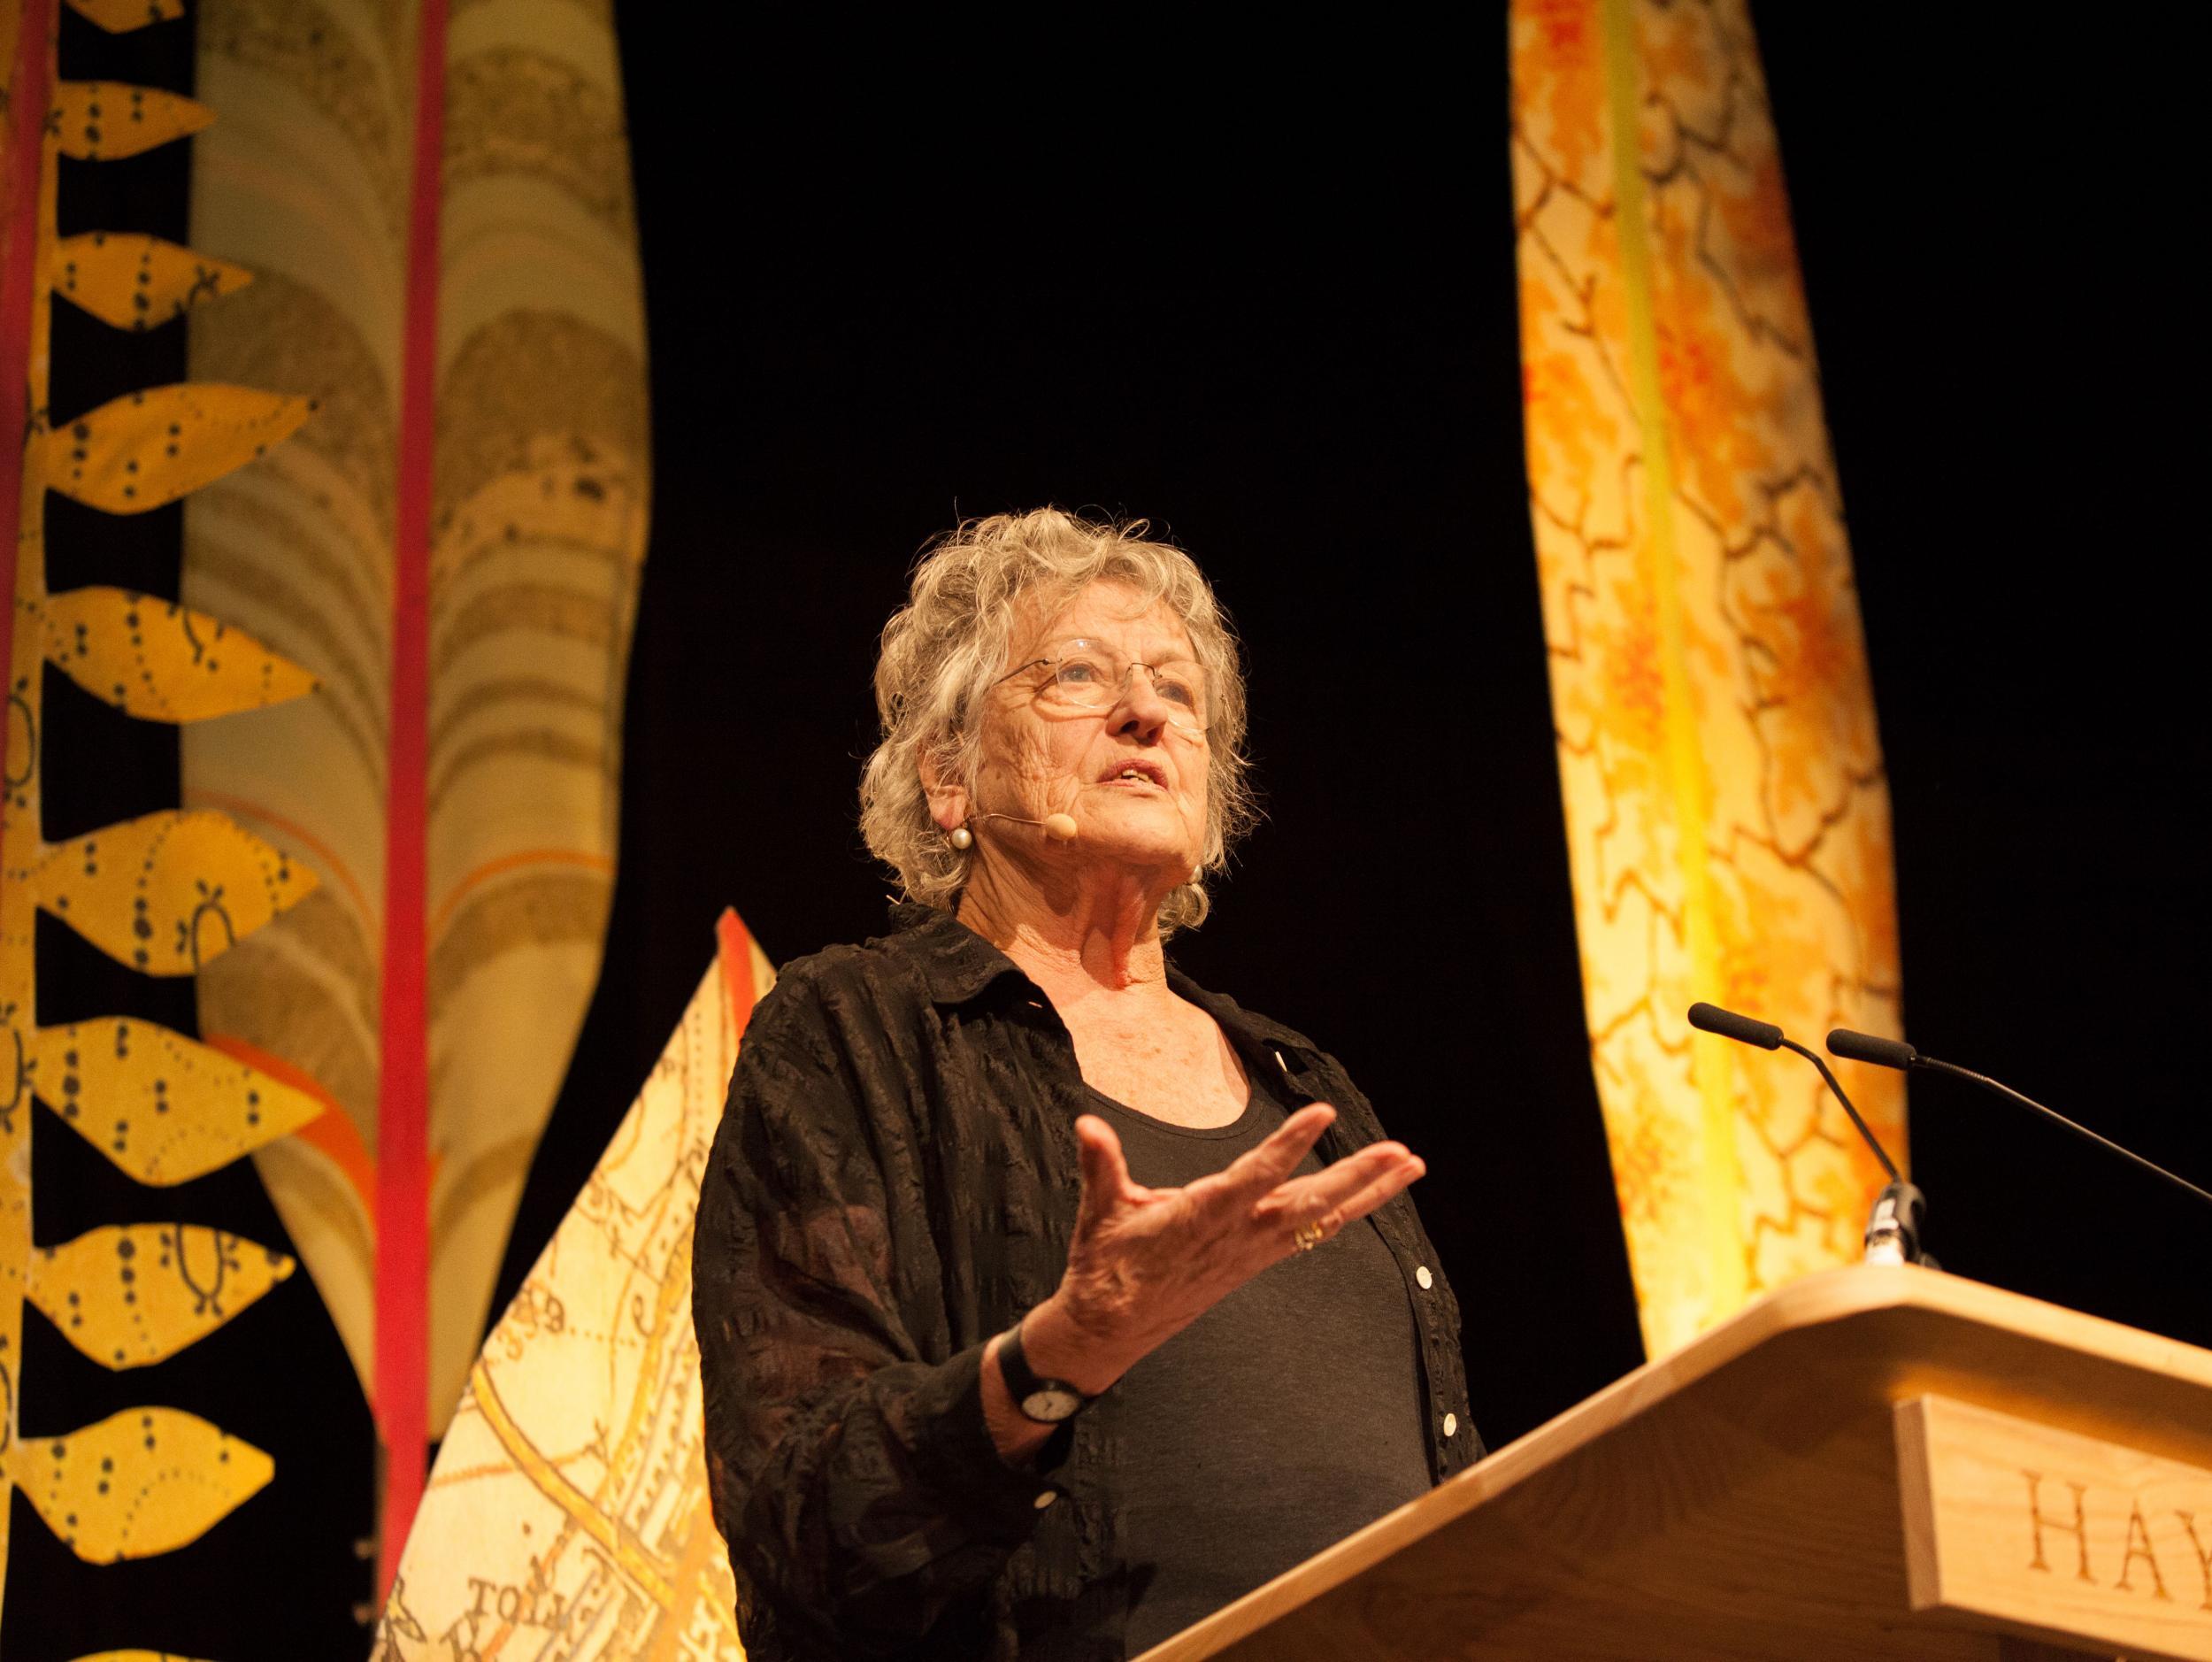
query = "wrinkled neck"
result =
(957, 860, 1175, 1002)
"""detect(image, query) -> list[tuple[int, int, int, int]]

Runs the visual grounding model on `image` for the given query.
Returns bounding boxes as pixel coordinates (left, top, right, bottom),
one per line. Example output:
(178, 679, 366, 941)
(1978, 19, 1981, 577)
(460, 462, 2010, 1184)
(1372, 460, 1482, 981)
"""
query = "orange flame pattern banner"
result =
(1510, 0, 1907, 1355)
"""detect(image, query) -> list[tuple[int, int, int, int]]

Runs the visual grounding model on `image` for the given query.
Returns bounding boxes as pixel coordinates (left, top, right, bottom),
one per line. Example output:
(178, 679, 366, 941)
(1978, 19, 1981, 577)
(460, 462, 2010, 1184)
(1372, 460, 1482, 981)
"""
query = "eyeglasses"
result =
(996, 638, 1210, 735)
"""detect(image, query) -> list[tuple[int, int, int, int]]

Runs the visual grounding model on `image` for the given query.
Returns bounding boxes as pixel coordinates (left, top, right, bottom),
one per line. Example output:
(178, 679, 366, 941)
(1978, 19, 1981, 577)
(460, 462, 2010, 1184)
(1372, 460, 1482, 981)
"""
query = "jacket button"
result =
(1416, 1265, 1433, 1290)
(1442, 1412, 1458, 1438)
(1033, 1489, 1058, 1510)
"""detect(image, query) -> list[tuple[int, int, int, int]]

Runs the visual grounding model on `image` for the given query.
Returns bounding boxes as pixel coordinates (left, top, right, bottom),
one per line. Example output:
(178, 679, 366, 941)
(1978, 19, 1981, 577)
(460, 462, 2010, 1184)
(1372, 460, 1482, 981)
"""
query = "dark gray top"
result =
(1091, 1073, 1432, 1654)
(695, 903, 1477, 1662)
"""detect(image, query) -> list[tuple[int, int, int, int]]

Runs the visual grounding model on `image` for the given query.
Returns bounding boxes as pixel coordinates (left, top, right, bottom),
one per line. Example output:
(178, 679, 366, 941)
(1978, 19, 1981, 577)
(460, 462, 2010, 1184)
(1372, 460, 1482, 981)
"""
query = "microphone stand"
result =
(1774, 1037, 1930, 1267)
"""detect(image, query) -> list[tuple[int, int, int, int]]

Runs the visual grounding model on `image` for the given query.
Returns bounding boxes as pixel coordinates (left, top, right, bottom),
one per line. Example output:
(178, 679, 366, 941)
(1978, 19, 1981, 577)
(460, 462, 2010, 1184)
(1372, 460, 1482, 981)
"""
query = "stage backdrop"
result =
(1510, 0, 1907, 1355)
(0, 0, 651, 1627)
(177, 0, 650, 1580)
(0, 0, 325, 1633)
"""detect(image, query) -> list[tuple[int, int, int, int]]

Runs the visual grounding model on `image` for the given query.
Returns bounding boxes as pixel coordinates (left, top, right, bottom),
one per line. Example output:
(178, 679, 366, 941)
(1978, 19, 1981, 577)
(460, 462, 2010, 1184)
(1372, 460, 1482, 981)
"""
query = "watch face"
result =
(1020, 1387, 1085, 1423)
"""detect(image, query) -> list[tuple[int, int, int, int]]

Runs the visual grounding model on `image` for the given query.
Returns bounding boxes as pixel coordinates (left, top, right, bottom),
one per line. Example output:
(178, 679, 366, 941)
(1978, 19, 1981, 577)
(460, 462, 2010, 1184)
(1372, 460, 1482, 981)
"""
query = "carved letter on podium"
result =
(1896, 1394, 2212, 1661)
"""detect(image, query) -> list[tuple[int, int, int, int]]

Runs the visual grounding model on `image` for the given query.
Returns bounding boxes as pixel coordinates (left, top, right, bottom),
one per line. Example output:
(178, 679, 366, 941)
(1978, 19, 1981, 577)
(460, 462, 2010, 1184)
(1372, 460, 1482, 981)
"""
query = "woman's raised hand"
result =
(1017, 1104, 1426, 1396)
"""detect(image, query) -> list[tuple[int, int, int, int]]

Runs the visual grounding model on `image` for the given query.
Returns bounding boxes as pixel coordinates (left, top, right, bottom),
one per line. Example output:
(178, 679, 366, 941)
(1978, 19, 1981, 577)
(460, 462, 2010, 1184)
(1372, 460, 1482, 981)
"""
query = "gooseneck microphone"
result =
(1685, 1003, 1783, 1051)
(1690, 1004, 1901, 1183)
(1689, 1002, 1926, 1265)
(1827, 1027, 2212, 1210)
(968, 811, 1079, 843)
(1823, 1027, 1916, 1072)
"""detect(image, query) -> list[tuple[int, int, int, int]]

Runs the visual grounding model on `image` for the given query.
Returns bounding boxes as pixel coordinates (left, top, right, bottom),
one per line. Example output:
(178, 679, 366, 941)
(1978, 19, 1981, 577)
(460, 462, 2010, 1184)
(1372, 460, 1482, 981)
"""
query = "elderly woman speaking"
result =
(695, 510, 1477, 1661)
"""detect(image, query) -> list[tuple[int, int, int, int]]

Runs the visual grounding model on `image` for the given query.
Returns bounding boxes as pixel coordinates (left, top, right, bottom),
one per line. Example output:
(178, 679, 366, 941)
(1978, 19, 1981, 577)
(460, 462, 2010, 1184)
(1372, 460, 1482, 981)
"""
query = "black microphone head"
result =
(1688, 1002, 1783, 1050)
(1826, 1027, 1918, 1071)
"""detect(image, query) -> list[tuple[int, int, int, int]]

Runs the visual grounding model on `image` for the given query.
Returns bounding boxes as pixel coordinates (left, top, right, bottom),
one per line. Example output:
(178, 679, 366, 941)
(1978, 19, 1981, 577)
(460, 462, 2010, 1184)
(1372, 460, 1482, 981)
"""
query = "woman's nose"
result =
(1110, 666, 1177, 737)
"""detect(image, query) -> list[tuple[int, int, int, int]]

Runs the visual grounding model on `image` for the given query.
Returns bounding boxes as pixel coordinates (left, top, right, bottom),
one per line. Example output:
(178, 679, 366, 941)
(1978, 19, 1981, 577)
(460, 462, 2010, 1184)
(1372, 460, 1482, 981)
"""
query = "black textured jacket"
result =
(692, 905, 1479, 1661)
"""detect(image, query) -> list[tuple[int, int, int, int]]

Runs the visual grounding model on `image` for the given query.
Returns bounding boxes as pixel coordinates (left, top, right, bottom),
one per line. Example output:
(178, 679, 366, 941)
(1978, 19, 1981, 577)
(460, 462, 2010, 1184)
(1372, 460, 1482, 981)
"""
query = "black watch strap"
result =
(997, 1318, 1095, 1424)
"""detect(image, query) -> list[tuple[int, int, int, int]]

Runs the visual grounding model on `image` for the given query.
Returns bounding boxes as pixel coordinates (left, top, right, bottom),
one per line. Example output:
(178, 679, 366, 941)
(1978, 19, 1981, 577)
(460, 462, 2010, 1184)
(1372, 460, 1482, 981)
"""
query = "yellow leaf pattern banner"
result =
(1510, 0, 1906, 1354)
(3, 0, 326, 1624)
(376, 913, 771, 1661)
(26, 1019, 325, 1185)
(32, 809, 318, 977)
(45, 382, 313, 514)
(51, 81, 212, 161)
(4, 1407, 273, 1562)
(63, 0, 188, 33)
(43, 586, 317, 720)
(27, 1224, 293, 1368)
(51, 232, 254, 331)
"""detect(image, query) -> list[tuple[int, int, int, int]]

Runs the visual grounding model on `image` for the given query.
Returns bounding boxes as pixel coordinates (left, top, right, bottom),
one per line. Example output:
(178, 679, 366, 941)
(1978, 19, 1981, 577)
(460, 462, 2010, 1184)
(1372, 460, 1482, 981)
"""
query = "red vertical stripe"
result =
(376, 0, 448, 1598)
(0, 0, 57, 754)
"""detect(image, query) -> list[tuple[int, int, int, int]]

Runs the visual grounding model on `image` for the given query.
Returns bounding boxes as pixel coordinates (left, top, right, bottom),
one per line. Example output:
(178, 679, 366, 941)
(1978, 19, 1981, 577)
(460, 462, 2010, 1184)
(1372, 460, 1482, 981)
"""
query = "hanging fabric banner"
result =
(1509, 0, 1906, 1355)
(377, 910, 769, 1662)
(1, 0, 325, 1628)
(179, 0, 652, 1574)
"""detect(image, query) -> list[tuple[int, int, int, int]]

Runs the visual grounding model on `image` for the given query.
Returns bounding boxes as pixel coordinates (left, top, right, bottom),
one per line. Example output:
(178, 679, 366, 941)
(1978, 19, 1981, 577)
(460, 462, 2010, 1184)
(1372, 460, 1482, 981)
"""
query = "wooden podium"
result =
(1141, 1266, 2212, 1661)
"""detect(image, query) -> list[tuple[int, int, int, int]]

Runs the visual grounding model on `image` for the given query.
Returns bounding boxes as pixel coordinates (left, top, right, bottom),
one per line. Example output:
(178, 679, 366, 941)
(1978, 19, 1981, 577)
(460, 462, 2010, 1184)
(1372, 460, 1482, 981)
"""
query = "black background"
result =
(7, 6, 2204, 1658)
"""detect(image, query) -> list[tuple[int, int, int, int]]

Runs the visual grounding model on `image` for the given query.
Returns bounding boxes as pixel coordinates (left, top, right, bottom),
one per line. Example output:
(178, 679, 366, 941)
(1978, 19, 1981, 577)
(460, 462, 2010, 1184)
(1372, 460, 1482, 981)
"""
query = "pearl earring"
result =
(949, 825, 973, 851)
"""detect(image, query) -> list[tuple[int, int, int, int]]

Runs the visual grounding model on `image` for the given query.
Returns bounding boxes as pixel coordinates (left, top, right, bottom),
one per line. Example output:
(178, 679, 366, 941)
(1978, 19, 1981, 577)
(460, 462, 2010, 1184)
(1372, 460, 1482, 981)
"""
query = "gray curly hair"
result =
(859, 508, 1256, 934)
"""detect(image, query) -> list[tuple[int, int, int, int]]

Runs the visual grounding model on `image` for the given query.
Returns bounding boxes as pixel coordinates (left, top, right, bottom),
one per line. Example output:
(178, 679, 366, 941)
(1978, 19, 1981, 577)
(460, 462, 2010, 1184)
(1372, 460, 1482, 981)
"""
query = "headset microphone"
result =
(970, 812, 1079, 843)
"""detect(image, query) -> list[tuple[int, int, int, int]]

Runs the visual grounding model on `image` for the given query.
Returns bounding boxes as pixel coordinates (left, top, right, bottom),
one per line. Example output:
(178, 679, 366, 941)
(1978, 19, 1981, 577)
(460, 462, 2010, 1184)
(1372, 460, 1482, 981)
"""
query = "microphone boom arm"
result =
(1779, 1037, 1901, 1184)
(1912, 1054, 2212, 1210)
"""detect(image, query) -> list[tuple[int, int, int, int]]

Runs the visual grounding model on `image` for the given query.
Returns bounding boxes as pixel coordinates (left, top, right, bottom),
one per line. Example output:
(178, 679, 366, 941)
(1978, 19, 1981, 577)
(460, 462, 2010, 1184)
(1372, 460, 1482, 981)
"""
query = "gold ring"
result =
(1293, 1220, 1328, 1252)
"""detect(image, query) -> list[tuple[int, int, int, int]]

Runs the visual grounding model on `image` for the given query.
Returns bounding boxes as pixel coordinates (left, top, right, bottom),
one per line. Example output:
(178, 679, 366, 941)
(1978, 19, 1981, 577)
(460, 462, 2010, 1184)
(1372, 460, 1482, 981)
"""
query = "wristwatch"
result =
(995, 1317, 1096, 1424)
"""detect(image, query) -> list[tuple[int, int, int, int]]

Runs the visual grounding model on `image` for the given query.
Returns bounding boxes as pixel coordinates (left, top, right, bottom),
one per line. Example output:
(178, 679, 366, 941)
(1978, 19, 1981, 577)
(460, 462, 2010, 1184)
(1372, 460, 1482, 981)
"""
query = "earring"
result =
(949, 825, 973, 850)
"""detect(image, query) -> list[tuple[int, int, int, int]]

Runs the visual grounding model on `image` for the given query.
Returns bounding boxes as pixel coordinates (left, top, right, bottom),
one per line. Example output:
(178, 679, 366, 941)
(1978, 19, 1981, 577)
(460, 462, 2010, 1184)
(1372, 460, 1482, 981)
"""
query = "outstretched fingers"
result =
(1256, 1140, 1425, 1234)
(1071, 1114, 1139, 1234)
(1314, 1150, 1426, 1235)
(1209, 1103, 1335, 1208)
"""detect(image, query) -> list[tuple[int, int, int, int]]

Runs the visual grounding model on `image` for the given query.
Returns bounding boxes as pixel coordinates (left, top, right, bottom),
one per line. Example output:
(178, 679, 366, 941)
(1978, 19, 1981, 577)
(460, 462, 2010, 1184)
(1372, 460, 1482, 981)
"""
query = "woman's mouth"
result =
(1099, 763, 1168, 789)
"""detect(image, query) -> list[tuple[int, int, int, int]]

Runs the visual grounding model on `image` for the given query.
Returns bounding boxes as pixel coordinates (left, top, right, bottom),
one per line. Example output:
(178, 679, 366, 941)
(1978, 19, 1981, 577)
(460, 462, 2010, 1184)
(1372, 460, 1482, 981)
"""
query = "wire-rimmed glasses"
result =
(995, 637, 1210, 737)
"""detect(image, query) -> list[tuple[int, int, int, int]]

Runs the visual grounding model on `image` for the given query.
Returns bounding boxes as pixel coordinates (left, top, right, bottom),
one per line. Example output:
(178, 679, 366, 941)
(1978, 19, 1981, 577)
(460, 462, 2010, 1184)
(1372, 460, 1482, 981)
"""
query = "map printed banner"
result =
(1510, 0, 1907, 1355)
(376, 910, 769, 1661)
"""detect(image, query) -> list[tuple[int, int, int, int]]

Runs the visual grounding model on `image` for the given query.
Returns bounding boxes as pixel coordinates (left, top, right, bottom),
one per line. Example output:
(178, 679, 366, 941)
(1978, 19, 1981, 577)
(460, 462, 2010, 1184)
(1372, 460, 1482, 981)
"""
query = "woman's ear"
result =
(919, 746, 969, 833)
